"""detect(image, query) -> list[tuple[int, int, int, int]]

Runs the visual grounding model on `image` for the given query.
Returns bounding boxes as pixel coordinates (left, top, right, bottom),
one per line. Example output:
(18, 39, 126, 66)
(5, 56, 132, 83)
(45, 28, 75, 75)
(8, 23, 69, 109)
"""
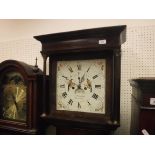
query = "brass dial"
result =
(0, 72, 27, 121)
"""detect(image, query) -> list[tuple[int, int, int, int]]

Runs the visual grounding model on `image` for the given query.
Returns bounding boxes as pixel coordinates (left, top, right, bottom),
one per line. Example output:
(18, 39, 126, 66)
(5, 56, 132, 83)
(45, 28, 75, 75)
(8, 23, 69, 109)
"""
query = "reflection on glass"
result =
(0, 72, 27, 122)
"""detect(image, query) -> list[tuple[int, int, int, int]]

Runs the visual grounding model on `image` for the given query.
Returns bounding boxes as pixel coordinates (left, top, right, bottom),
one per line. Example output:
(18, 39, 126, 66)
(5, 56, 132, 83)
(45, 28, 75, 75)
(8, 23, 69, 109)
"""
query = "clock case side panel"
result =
(111, 49, 121, 125)
(0, 60, 43, 134)
(47, 50, 119, 130)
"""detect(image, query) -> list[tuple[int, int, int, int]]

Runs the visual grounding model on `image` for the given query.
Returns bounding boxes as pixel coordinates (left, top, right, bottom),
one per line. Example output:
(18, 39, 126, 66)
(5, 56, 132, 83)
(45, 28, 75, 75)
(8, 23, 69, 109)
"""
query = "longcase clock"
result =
(0, 60, 43, 134)
(34, 25, 126, 134)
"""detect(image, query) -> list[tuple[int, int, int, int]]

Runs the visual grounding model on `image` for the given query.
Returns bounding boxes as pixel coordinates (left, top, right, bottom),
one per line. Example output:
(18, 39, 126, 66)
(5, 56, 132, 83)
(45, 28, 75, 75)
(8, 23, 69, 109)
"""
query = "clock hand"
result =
(76, 72, 82, 89)
(78, 72, 81, 84)
(75, 79, 83, 93)
(86, 65, 91, 73)
(87, 79, 92, 92)
(11, 94, 19, 111)
(68, 79, 72, 91)
(80, 65, 91, 83)
(81, 73, 85, 83)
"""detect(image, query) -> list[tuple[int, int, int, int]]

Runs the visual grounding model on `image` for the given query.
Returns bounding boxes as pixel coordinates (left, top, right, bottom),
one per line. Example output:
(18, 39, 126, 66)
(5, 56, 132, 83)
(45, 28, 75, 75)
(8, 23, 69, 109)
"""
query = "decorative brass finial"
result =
(35, 57, 38, 68)
(33, 57, 39, 73)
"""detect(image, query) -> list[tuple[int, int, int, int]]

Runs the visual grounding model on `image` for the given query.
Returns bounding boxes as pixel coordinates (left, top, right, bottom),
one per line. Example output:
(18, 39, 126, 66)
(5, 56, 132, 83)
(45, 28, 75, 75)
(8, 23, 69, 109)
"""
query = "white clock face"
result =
(56, 59, 106, 114)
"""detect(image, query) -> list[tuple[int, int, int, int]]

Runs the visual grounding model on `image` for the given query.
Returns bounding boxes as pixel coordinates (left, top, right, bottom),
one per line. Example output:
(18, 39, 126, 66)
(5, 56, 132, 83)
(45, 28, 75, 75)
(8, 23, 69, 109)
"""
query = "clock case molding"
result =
(0, 60, 43, 134)
(34, 25, 126, 134)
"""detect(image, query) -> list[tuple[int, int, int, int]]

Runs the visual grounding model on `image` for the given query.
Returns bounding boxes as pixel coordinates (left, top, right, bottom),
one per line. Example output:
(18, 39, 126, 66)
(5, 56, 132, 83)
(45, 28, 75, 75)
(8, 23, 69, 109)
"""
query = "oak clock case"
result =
(50, 53, 113, 124)
(0, 60, 43, 134)
(34, 25, 126, 134)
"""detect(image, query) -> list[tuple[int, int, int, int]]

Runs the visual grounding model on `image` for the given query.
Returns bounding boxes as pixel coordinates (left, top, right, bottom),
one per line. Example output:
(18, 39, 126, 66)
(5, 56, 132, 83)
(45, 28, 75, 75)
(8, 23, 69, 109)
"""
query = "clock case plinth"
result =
(34, 25, 126, 135)
(0, 60, 43, 135)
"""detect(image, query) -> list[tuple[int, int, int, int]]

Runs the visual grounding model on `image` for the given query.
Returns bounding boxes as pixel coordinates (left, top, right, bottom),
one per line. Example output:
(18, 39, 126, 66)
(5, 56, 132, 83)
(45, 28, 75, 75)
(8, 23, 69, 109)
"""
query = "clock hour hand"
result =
(75, 77, 83, 93)
(80, 65, 91, 84)
(68, 79, 72, 91)
(81, 73, 85, 83)
(77, 73, 83, 89)
(87, 79, 92, 92)
(78, 72, 81, 84)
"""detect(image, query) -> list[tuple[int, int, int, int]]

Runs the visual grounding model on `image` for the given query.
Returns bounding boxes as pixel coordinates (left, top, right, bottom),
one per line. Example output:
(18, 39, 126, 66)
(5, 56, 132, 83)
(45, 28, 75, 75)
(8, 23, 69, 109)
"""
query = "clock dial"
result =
(56, 59, 106, 114)
(0, 72, 27, 121)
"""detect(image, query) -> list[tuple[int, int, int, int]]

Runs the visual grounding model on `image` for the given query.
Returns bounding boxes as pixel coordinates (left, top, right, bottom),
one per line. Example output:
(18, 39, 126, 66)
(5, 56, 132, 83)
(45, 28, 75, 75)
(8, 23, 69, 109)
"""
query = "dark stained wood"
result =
(34, 25, 126, 135)
(0, 60, 43, 135)
(41, 116, 118, 135)
(56, 127, 111, 135)
(34, 25, 126, 44)
(130, 78, 155, 135)
(49, 51, 113, 123)
(34, 25, 126, 54)
(139, 109, 155, 134)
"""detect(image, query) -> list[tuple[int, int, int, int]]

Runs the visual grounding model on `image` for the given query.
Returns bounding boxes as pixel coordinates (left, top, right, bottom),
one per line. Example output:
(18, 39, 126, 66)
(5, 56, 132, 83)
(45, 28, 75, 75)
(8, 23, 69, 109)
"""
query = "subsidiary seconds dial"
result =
(56, 59, 106, 114)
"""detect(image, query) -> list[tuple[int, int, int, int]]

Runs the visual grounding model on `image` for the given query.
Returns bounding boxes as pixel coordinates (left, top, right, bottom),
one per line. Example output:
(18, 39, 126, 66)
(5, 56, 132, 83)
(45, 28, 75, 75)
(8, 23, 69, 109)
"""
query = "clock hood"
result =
(0, 60, 43, 78)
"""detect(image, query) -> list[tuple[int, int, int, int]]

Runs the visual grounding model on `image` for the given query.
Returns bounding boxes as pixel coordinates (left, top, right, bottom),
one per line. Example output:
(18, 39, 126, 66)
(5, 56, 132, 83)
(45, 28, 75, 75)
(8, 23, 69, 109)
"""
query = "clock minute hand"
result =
(11, 94, 19, 110)
(86, 66, 91, 73)
(80, 65, 91, 83)
(81, 74, 85, 83)
(75, 75, 82, 92)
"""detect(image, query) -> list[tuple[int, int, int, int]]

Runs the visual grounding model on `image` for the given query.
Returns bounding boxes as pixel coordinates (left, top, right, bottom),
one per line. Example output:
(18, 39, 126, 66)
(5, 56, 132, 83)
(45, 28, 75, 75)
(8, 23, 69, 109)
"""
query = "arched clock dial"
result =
(56, 59, 106, 114)
(0, 72, 27, 121)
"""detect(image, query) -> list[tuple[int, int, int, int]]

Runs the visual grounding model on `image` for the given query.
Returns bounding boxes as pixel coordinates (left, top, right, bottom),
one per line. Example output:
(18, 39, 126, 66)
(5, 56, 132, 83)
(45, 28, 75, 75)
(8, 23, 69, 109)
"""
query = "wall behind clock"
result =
(0, 24, 155, 134)
(116, 25, 155, 134)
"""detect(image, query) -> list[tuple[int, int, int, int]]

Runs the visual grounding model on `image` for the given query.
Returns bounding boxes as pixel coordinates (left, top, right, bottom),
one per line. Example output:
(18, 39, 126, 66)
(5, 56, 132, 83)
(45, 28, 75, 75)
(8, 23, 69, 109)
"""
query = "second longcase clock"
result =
(0, 60, 43, 134)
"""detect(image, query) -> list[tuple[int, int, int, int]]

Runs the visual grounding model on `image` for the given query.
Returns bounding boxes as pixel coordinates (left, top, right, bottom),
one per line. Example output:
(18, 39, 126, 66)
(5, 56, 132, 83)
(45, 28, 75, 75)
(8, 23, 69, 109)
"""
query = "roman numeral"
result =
(77, 64, 81, 70)
(60, 84, 65, 88)
(62, 75, 68, 80)
(62, 92, 67, 98)
(78, 102, 81, 108)
(93, 74, 98, 79)
(92, 93, 99, 100)
(95, 85, 101, 89)
(101, 65, 104, 71)
(88, 101, 91, 106)
(68, 66, 73, 72)
(68, 99, 73, 105)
